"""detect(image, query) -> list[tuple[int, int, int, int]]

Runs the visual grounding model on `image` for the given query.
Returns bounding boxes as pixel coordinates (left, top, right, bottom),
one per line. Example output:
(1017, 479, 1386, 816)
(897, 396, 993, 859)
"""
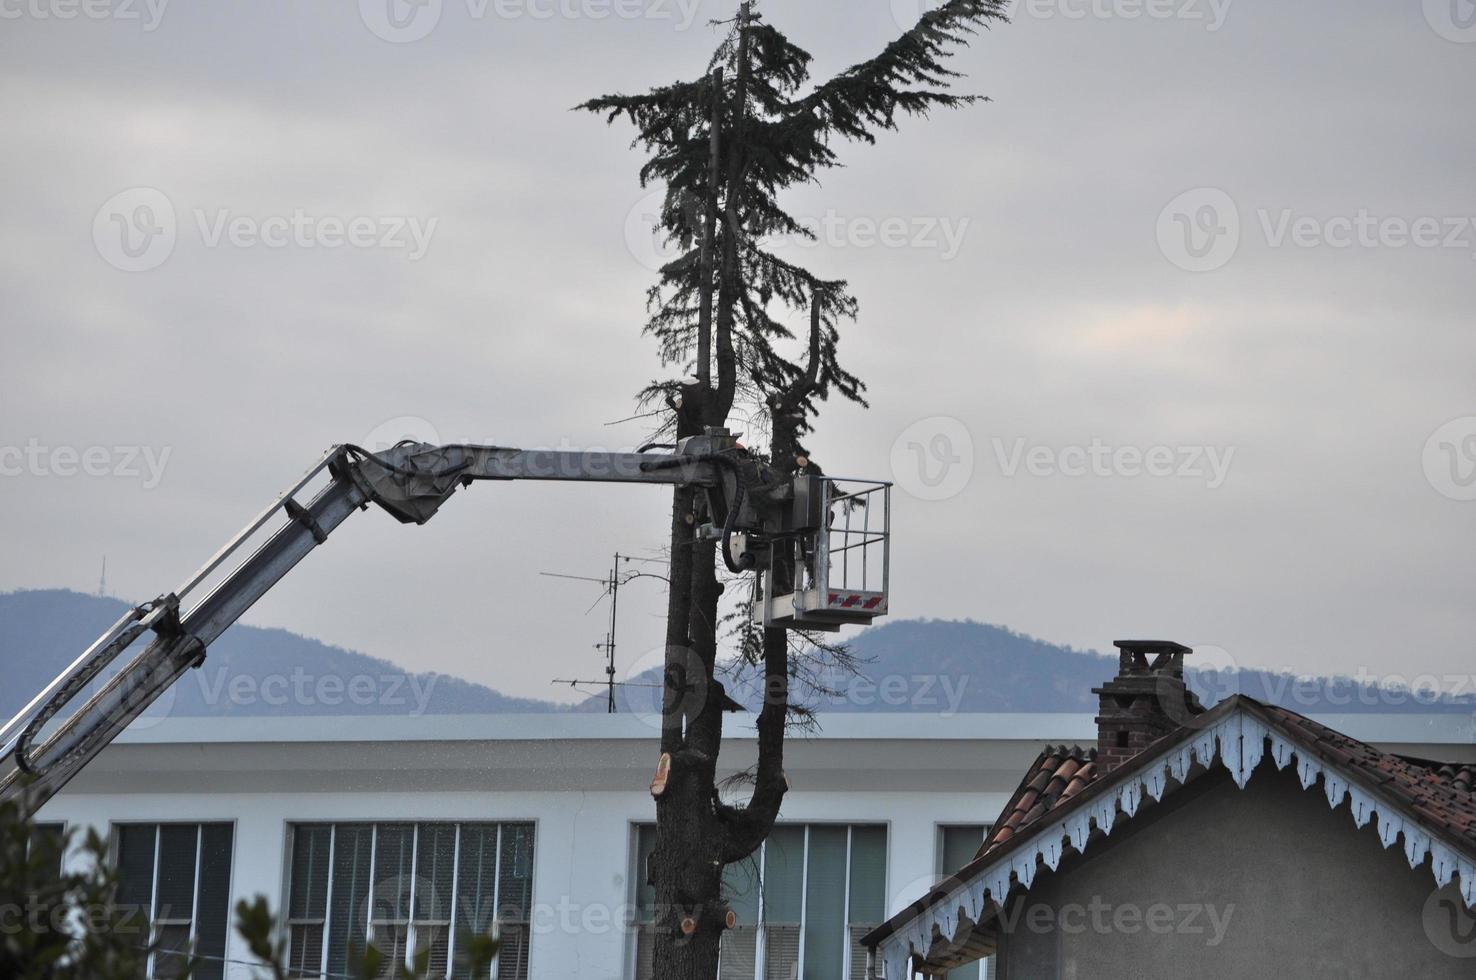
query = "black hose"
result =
(640, 451, 756, 572)
(721, 481, 756, 573)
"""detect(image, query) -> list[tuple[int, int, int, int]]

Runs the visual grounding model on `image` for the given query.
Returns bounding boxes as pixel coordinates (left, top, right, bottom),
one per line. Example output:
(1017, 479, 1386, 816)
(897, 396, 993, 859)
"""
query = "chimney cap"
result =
(1113, 639, 1192, 656)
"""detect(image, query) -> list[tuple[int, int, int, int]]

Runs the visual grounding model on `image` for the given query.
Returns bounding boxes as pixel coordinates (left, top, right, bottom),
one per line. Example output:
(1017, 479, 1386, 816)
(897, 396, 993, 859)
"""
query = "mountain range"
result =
(2, 590, 1470, 721)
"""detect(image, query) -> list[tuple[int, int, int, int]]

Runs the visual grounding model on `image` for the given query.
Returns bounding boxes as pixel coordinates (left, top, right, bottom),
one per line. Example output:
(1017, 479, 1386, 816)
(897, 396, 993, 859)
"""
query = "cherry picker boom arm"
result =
(0, 432, 889, 811)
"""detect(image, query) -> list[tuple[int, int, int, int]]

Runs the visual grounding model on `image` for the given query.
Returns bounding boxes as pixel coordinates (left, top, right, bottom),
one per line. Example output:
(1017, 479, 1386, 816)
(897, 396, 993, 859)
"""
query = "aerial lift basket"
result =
(753, 476, 891, 631)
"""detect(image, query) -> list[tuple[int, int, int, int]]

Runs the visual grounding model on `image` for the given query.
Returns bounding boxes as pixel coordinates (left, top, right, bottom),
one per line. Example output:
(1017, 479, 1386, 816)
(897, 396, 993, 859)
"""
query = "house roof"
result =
(972, 701, 1476, 868)
(864, 694, 1476, 970)
(1418, 759, 1476, 795)
(1263, 705, 1476, 852)
(980, 744, 1098, 855)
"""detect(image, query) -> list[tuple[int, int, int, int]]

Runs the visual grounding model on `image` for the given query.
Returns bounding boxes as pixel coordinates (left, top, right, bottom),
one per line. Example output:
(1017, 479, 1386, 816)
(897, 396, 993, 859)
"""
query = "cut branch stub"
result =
(650, 751, 672, 798)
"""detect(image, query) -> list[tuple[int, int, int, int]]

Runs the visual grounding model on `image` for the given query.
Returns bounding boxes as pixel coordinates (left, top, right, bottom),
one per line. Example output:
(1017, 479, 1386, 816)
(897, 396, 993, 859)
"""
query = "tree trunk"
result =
(651, 382, 724, 977)
(653, 8, 756, 978)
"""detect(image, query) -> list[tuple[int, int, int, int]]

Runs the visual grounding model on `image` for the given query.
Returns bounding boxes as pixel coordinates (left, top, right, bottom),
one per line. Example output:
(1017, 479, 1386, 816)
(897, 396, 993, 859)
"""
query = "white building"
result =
(35, 711, 1476, 980)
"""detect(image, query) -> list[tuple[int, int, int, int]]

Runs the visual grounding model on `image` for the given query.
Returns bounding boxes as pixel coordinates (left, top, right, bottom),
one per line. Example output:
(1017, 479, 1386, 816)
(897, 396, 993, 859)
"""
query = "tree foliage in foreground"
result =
(1, 788, 498, 980)
(1, 793, 154, 980)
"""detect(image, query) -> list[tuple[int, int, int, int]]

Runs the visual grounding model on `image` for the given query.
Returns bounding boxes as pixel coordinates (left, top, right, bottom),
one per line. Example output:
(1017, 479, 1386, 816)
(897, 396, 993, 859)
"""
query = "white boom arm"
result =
(0, 433, 888, 811)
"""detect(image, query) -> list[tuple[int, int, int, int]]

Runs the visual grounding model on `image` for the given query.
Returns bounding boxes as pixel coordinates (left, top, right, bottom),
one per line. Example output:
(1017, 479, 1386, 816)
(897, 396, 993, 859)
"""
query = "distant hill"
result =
(579, 618, 1476, 717)
(0, 589, 560, 720)
(5, 591, 1471, 723)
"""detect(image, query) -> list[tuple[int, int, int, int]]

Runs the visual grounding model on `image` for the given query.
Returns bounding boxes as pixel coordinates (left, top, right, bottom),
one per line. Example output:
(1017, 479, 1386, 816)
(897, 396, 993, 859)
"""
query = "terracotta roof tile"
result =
(1262, 705, 1476, 850)
(967, 702, 1476, 869)
(977, 744, 1099, 861)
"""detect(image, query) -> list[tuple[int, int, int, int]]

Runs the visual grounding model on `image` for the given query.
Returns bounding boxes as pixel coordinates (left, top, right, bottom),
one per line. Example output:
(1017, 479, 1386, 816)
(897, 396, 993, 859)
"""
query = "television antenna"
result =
(543, 553, 669, 712)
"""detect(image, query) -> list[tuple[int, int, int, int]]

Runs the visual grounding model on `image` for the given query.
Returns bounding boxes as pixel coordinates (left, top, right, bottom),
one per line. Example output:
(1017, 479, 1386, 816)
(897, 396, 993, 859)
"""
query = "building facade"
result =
(35, 711, 1475, 980)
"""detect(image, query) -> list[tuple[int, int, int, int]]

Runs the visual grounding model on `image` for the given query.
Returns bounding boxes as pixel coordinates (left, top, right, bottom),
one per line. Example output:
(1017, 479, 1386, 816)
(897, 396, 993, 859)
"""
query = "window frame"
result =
(28, 821, 67, 879)
(283, 819, 537, 980)
(933, 824, 994, 980)
(628, 821, 889, 980)
(109, 820, 237, 980)
(934, 823, 990, 884)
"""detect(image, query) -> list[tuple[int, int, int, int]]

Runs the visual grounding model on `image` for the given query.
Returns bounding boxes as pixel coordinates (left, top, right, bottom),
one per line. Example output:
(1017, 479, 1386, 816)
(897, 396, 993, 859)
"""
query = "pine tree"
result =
(581, 3, 1006, 976)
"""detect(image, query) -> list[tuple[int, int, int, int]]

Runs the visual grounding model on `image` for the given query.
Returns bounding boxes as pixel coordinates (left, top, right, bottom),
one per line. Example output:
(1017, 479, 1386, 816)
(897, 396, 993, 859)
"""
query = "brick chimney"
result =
(1093, 640, 1204, 772)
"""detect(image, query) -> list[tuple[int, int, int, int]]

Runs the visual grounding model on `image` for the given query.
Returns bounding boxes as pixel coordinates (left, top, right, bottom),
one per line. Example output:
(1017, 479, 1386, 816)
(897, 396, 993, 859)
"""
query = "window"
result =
(285, 822, 534, 980)
(631, 824, 886, 980)
(937, 826, 994, 980)
(113, 822, 234, 980)
(29, 822, 66, 881)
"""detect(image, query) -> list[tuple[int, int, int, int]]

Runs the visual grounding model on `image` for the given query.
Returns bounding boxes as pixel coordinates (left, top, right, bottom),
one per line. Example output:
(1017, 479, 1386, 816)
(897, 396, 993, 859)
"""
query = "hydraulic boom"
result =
(0, 432, 889, 812)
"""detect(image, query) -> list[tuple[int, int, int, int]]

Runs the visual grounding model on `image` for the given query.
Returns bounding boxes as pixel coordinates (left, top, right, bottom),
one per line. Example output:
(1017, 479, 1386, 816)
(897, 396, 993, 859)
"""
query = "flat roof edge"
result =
(107, 711, 1476, 747)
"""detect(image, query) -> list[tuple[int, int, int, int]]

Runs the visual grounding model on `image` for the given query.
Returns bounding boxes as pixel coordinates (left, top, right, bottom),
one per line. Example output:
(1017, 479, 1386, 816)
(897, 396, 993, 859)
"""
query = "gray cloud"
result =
(2, 0, 1473, 702)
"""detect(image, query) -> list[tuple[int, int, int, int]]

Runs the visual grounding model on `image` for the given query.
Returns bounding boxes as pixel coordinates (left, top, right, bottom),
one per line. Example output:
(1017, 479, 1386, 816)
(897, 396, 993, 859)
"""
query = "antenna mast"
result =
(543, 553, 669, 712)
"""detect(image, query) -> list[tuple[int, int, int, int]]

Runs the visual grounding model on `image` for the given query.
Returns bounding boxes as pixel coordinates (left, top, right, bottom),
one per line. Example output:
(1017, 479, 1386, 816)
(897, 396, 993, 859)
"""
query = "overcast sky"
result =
(2, 0, 1473, 705)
